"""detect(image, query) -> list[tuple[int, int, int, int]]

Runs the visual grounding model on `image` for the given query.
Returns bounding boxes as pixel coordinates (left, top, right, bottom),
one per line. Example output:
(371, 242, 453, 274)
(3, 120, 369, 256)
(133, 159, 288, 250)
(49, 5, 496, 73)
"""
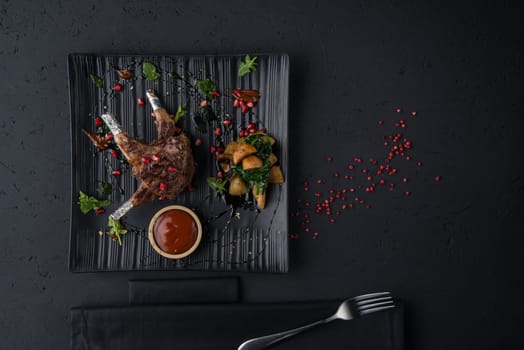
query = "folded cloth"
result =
(71, 301, 404, 350)
(128, 277, 241, 305)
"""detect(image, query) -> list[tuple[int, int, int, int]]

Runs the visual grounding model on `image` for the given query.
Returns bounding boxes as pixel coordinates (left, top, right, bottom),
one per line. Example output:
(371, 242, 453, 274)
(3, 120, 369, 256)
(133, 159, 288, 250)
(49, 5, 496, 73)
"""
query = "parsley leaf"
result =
(78, 191, 111, 214)
(195, 79, 217, 100)
(173, 105, 186, 124)
(238, 55, 257, 77)
(231, 161, 270, 195)
(90, 74, 104, 88)
(207, 177, 228, 194)
(243, 133, 272, 160)
(108, 217, 128, 245)
(97, 181, 113, 196)
(142, 61, 161, 81)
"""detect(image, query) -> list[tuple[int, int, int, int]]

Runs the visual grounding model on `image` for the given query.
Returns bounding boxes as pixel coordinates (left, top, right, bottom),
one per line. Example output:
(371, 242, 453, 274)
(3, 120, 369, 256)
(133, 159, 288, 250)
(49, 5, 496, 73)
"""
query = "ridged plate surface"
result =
(68, 54, 289, 272)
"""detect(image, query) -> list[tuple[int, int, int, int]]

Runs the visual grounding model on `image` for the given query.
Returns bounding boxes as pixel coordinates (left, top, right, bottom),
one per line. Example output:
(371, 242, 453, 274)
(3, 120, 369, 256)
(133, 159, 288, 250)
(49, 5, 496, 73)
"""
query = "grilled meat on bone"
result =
(96, 90, 194, 219)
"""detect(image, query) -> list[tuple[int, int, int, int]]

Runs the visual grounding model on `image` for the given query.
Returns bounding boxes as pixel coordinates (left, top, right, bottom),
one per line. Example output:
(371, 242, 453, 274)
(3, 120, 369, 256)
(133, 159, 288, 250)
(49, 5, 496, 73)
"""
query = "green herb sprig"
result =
(78, 191, 111, 214)
(243, 133, 272, 160)
(238, 55, 257, 77)
(90, 74, 104, 88)
(207, 177, 228, 194)
(195, 79, 217, 100)
(108, 217, 128, 245)
(174, 106, 186, 124)
(231, 161, 270, 195)
(142, 61, 161, 81)
(97, 182, 113, 196)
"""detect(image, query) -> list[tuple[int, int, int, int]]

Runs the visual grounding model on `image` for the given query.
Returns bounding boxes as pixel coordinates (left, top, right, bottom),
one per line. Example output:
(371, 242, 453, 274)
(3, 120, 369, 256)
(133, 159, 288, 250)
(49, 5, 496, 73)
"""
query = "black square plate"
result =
(68, 54, 289, 272)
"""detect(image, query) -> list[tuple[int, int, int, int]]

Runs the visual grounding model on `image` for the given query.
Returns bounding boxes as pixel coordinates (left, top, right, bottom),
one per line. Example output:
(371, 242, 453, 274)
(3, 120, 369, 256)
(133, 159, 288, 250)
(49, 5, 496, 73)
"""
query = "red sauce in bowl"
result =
(153, 209, 198, 254)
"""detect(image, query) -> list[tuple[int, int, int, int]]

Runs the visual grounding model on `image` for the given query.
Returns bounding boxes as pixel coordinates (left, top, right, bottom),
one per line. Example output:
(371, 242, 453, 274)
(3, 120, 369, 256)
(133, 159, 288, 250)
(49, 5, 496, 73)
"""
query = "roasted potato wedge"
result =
(242, 155, 263, 170)
(233, 143, 257, 164)
(268, 153, 278, 166)
(250, 132, 276, 145)
(252, 184, 266, 209)
(268, 166, 285, 184)
(229, 175, 248, 196)
(264, 135, 276, 146)
(224, 141, 239, 156)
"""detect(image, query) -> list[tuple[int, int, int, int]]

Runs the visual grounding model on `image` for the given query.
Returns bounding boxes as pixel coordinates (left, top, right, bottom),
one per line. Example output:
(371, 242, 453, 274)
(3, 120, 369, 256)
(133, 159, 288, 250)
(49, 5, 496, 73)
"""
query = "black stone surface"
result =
(1, 1, 523, 349)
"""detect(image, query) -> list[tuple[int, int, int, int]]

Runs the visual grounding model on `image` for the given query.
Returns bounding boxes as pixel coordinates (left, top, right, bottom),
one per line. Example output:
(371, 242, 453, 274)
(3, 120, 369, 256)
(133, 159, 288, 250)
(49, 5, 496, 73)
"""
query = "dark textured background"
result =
(1, 0, 523, 349)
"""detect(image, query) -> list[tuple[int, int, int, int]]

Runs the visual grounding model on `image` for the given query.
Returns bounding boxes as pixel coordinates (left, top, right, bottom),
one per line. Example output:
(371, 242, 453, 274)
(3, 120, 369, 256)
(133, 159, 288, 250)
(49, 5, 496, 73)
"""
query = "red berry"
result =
(233, 99, 240, 108)
(112, 84, 123, 91)
(105, 134, 114, 141)
(194, 138, 203, 146)
(95, 208, 105, 215)
(210, 145, 217, 153)
(95, 117, 102, 126)
(137, 98, 145, 106)
(411, 111, 417, 116)
(246, 101, 254, 108)
(111, 150, 118, 158)
(396, 108, 401, 113)
(348, 164, 354, 170)
(241, 105, 248, 114)
(223, 119, 232, 127)
(211, 90, 220, 97)
(217, 171, 224, 179)
(214, 127, 222, 136)
(404, 191, 411, 196)
(402, 177, 408, 183)
(417, 161, 423, 167)
(168, 166, 177, 173)
(377, 120, 384, 125)
(159, 182, 167, 191)
(141, 156, 150, 164)
(248, 122, 256, 129)
(217, 145, 225, 154)
(327, 156, 333, 161)
(200, 100, 208, 108)
(434, 175, 441, 182)
(151, 154, 160, 162)
(112, 169, 121, 176)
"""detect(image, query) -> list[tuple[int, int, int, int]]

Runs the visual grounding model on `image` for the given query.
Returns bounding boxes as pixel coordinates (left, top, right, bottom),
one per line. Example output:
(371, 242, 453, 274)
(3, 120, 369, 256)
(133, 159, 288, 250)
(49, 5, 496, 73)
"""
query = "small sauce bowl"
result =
(148, 205, 202, 259)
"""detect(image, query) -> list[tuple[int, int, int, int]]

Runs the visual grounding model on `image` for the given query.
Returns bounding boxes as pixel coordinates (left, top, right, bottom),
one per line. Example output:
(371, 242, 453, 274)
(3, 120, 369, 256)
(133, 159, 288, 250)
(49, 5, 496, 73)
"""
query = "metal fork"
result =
(237, 292, 395, 350)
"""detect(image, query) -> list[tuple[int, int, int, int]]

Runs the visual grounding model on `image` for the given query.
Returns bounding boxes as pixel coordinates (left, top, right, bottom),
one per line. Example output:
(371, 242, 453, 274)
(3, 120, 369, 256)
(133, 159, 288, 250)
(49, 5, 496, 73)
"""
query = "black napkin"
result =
(71, 301, 404, 350)
(128, 277, 241, 305)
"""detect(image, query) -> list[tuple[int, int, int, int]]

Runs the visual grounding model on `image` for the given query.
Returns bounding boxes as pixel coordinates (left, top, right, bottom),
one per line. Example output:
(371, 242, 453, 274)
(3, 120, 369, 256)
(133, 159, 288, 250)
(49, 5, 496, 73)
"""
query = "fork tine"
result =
(353, 292, 390, 302)
(359, 305, 395, 315)
(356, 296, 392, 306)
(358, 300, 394, 311)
